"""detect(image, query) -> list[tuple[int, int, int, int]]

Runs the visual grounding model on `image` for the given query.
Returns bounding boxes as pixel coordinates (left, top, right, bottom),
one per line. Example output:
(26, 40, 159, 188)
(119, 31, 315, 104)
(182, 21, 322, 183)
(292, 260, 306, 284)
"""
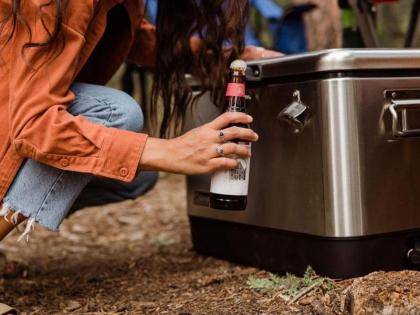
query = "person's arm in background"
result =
(127, 19, 157, 68)
(241, 45, 283, 60)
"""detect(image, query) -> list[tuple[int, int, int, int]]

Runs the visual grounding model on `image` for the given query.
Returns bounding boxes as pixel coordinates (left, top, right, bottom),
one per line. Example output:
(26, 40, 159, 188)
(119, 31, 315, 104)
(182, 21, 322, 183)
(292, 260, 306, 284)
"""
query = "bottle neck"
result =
(230, 70, 246, 84)
(225, 70, 246, 113)
(225, 70, 246, 98)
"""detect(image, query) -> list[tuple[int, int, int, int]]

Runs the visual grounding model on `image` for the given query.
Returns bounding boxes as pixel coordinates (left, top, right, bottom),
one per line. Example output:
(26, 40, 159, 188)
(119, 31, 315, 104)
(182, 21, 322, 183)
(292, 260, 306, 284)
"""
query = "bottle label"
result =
(210, 155, 250, 196)
(226, 83, 245, 97)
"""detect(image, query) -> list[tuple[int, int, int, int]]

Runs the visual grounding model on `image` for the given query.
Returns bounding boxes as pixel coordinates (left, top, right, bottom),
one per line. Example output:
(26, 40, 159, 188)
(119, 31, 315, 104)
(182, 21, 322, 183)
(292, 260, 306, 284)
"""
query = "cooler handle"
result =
(389, 99, 420, 138)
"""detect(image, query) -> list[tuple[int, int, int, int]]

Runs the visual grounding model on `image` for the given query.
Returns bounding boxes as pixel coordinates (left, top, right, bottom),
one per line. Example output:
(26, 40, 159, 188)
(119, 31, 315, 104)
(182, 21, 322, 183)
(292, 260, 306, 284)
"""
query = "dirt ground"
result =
(1, 174, 420, 315)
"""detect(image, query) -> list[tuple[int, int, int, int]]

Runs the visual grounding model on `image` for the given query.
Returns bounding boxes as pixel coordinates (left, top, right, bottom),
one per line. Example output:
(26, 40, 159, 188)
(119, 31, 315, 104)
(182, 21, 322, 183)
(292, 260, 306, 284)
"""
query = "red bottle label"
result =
(226, 83, 245, 97)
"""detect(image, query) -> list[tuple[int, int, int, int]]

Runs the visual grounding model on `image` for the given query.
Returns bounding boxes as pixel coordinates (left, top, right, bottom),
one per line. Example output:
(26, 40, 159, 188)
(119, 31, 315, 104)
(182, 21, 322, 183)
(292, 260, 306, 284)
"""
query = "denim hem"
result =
(0, 200, 59, 242)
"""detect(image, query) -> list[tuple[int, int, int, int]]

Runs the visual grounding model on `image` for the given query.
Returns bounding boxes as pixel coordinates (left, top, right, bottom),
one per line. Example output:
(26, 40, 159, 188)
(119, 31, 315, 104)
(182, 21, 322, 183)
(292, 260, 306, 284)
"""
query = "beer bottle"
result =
(210, 59, 250, 211)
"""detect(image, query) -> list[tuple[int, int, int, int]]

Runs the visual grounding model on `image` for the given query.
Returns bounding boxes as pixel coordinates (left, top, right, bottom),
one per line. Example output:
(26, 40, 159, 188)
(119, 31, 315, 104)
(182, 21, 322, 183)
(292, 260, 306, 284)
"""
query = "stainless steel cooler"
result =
(185, 49, 420, 278)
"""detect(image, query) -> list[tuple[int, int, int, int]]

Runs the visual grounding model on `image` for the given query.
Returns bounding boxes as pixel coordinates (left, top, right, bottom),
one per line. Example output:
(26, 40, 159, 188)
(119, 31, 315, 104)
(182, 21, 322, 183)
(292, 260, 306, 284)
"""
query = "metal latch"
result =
(277, 90, 310, 133)
(388, 91, 420, 138)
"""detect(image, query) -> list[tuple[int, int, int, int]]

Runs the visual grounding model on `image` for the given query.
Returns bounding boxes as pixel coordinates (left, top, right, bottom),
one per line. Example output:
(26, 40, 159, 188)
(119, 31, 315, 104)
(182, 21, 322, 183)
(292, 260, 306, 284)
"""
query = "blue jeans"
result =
(0, 83, 158, 240)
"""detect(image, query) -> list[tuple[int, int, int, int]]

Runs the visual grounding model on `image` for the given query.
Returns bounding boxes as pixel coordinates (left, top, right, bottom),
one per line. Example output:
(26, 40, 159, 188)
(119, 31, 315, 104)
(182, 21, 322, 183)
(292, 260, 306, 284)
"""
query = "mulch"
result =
(0, 174, 419, 315)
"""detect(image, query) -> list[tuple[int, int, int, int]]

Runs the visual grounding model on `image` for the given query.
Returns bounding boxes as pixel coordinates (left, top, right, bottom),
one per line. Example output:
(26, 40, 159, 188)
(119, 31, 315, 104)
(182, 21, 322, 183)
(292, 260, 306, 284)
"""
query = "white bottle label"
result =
(210, 155, 250, 196)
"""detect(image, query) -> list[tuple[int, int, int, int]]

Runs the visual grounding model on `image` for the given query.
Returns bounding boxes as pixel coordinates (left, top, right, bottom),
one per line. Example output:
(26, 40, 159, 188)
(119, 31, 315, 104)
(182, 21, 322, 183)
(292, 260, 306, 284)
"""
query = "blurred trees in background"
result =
(250, 0, 419, 50)
(248, 0, 341, 51)
(376, 1, 415, 47)
(299, 0, 341, 50)
(111, 0, 420, 127)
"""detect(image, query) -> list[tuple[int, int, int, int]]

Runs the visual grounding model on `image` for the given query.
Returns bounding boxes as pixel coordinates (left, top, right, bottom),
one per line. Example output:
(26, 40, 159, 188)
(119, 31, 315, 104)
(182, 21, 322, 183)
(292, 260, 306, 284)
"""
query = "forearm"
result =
(138, 137, 173, 172)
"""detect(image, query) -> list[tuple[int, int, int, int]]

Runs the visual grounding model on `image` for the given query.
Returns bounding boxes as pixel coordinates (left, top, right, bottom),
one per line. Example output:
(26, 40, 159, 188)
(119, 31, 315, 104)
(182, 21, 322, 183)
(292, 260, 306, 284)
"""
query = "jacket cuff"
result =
(96, 128, 148, 182)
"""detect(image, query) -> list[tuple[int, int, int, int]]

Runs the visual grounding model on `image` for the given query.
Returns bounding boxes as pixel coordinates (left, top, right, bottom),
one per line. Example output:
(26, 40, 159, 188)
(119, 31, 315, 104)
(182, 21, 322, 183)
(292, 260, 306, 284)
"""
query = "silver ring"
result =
(218, 130, 225, 142)
(216, 145, 224, 157)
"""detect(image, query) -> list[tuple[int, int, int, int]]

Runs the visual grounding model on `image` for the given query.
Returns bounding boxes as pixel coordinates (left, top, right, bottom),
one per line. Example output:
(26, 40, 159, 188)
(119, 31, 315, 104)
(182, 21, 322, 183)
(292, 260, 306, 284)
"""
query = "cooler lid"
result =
(246, 49, 420, 81)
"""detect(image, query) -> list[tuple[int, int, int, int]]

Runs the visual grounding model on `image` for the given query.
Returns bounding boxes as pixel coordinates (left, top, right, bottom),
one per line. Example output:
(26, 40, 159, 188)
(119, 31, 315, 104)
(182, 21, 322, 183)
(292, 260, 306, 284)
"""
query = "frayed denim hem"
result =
(0, 202, 58, 242)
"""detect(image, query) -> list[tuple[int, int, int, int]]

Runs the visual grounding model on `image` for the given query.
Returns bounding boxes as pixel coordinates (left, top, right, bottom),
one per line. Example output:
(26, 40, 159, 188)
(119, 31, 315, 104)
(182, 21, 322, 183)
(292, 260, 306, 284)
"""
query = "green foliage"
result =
(247, 274, 283, 291)
(246, 266, 334, 298)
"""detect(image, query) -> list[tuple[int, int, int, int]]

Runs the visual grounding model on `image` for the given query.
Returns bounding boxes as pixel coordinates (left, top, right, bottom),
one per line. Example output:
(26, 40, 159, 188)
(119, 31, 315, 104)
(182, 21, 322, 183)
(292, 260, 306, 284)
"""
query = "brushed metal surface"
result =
(353, 78, 420, 236)
(187, 80, 325, 235)
(246, 49, 420, 81)
(321, 79, 364, 237)
(186, 75, 420, 237)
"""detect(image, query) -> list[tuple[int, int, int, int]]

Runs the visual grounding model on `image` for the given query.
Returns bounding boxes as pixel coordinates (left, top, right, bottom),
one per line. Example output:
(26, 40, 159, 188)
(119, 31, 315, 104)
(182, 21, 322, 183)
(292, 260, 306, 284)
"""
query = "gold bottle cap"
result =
(230, 59, 247, 72)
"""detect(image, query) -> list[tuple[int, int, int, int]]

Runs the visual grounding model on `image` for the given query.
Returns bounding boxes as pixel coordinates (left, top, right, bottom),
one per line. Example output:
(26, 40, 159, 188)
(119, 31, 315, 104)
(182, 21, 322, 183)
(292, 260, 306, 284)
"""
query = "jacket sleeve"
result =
(127, 19, 202, 68)
(8, 6, 147, 182)
(127, 19, 157, 67)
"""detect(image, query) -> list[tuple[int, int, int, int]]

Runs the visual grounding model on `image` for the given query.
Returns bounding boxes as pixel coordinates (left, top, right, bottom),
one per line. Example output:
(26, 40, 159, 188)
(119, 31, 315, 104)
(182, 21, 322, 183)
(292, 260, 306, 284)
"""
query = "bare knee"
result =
(0, 206, 26, 241)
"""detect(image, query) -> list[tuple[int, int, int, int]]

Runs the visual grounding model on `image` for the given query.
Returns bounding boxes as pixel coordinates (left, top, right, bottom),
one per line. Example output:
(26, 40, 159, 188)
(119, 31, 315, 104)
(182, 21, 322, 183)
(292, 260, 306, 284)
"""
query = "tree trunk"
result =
(292, 0, 342, 50)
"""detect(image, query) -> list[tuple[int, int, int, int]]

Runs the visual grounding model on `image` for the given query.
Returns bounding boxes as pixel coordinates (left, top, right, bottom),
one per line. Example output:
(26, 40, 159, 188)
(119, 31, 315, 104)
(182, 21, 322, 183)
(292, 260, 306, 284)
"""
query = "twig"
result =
(340, 283, 353, 313)
(341, 284, 352, 295)
(288, 281, 320, 305)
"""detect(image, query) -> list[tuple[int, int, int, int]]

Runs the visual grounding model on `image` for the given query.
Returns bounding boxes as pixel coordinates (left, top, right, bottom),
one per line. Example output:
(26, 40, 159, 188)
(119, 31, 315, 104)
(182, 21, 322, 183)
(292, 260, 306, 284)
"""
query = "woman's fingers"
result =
(208, 157, 239, 172)
(241, 45, 284, 61)
(209, 112, 253, 130)
(219, 126, 258, 143)
(143, 111, 258, 175)
(213, 142, 250, 159)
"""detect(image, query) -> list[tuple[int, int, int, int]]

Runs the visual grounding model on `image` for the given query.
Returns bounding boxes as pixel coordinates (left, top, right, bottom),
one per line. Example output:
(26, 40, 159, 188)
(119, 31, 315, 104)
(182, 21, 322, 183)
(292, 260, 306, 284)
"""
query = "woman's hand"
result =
(139, 112, 259, 175)
(241, 45, 283, 61)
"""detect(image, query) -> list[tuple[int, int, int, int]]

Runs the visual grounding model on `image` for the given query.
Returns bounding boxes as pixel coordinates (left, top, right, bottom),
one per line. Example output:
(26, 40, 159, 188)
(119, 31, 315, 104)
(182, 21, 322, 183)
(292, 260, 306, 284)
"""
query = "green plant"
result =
(246, 266, 334, 298)
(246, 274, 284, 291)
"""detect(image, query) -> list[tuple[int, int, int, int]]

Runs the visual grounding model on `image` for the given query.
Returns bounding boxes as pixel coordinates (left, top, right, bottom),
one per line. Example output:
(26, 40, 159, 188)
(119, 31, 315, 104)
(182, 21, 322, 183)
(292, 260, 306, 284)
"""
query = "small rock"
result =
(299, 297, 313, 305)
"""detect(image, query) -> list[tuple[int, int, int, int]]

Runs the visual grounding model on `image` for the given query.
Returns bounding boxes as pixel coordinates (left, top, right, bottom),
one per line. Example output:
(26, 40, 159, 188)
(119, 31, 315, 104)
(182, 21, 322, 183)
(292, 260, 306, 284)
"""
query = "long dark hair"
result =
(153, 0, 248, 137)
(0, 0, 248, 136)
(0, 0, 66, 66)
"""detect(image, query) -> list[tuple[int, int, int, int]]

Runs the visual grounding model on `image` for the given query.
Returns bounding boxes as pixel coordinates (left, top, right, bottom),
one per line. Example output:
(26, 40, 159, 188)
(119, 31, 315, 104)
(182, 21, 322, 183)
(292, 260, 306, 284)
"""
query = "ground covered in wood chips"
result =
(1, 174, 420, 315)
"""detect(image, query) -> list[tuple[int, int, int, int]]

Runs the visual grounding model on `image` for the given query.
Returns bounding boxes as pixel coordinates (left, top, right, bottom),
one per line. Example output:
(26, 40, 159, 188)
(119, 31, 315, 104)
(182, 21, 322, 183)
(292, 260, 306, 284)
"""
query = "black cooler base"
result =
(189, 216, 420, 279)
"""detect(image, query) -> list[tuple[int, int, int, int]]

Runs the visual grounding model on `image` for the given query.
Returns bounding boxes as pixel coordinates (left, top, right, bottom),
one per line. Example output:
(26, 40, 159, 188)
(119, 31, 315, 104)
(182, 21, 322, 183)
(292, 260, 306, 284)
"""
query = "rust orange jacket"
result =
(0, 0, 156, 200)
